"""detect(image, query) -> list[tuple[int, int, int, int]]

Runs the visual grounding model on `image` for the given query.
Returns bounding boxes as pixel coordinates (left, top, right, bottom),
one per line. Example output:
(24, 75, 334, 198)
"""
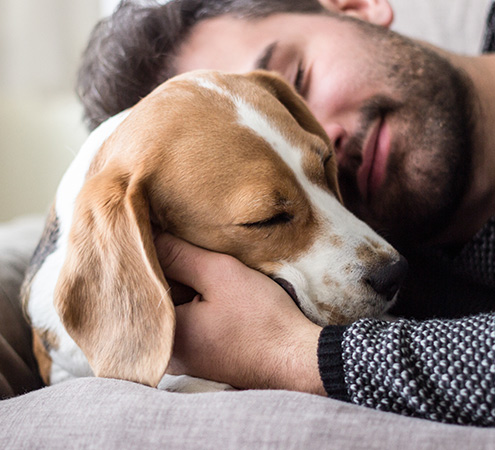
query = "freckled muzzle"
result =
(271, 245, 408, 327)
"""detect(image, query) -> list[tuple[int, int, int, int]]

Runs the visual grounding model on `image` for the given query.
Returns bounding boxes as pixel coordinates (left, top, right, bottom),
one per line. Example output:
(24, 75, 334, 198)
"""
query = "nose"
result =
(365, 256, 408, 302)
(324, 123, 347, 161)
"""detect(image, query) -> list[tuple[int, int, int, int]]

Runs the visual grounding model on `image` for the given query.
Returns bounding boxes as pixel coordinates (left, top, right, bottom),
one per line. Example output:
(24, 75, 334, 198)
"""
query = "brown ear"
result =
(246, 70, 330, 144)
(246, 70, 341, 200)
(54, 164, 175, 387)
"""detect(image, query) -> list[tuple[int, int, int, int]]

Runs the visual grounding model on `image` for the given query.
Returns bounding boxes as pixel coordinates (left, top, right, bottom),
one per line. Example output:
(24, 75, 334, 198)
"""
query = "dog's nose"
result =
(365, 255, 408, 301)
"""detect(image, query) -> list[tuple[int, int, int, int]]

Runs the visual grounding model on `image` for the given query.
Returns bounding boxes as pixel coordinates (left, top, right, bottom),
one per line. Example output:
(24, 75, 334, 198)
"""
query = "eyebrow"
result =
(255, 41, 278, 70)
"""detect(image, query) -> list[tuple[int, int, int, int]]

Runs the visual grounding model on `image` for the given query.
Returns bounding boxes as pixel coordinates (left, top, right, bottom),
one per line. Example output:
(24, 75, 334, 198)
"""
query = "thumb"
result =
(154, 233, 218, 293)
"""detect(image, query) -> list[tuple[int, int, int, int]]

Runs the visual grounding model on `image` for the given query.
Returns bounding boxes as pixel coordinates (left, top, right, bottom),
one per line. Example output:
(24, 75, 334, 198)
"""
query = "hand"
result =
(155, 234, 325, 395)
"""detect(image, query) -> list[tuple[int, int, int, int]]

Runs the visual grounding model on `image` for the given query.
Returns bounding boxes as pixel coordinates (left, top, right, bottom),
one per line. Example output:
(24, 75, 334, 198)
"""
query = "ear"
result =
(54, 164, 175, 387)
(319, 0, 393, 27)
(247, 70, 342, 201)
(246, 70, 331, 146)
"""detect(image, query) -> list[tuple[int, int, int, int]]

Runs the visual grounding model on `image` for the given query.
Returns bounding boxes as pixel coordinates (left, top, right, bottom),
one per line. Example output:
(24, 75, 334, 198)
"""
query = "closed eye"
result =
(241, 212, 294, 228)
(294, 62, 305, 94)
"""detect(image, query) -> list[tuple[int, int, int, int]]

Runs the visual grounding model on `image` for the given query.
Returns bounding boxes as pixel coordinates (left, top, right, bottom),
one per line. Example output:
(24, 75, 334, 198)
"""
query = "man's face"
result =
(175, 12, 474, 246)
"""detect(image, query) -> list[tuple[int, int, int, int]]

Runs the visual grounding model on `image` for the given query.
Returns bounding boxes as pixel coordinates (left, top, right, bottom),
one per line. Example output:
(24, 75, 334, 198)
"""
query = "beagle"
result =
(22, 70, 407, 391)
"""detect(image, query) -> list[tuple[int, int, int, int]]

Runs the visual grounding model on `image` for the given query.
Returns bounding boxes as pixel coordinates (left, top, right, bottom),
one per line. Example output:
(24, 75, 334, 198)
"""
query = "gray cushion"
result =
(1, 377, 494, 449)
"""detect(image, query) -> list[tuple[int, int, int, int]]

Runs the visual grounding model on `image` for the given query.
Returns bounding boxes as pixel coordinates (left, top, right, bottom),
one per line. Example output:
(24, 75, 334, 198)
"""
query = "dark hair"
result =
(77, 0, 325, 130)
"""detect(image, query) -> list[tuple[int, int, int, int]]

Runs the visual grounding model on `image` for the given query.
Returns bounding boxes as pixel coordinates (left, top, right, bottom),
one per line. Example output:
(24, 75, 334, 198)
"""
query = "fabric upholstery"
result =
(2, 377, 495, 449)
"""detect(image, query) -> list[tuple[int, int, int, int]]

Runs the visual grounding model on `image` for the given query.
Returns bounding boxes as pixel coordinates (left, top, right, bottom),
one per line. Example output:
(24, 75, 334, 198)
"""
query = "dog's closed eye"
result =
(241, 212, 294, 228)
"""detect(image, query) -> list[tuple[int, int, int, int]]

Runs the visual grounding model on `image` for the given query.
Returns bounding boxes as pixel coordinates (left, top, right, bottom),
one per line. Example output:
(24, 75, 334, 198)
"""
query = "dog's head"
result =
(55, 70, 406, 387)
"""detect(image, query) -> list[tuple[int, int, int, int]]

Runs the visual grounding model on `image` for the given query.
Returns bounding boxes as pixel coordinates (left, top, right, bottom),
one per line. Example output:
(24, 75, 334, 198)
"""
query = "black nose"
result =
(365, 255, 408, 302)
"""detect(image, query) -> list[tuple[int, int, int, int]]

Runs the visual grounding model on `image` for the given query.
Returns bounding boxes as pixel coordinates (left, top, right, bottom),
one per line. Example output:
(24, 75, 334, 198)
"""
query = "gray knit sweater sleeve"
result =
(319, 314, 495, 426)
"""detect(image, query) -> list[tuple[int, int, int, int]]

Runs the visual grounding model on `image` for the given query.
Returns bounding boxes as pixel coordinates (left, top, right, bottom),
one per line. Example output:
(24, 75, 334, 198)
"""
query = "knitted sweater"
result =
(317, 7, 495, 427)
(318, 315, 495, 426)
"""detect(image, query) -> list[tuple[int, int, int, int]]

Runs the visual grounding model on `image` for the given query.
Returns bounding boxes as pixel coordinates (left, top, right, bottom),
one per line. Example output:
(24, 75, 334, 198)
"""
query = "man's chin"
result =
(361, 196, 461, 250)
(338, 170, 463, 248)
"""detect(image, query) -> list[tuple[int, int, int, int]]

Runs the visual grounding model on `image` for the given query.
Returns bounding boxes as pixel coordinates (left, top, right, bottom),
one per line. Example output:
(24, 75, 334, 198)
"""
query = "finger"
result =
(154, 233, 227, 292)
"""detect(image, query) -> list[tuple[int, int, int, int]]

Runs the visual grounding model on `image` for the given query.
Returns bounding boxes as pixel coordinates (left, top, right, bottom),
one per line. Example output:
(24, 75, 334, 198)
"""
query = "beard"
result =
(336, 22, 475, 248)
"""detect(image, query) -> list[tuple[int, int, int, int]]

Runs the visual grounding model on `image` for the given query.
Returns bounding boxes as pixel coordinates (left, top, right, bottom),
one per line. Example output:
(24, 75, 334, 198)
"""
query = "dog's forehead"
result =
(160, 72, 333, 173)
(156, 73, 340, 219)
(97, 70, 340, 222)
(162, 71, 323, 145)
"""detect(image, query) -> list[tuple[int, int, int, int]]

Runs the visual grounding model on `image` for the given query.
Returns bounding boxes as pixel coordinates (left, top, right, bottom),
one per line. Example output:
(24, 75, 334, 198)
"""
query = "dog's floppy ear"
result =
(246, 70, 329, 142)
(246, 70, 341, 199)
(54, 163, 175, 387)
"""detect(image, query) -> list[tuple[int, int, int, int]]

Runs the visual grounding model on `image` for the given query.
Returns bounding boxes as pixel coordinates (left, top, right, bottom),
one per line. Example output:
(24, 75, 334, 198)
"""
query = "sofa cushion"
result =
(1, 377, 494, 449)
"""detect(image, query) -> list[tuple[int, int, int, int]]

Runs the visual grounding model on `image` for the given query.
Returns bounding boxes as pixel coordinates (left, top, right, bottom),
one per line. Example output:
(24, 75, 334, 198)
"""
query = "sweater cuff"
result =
(317, 325, 349, 401)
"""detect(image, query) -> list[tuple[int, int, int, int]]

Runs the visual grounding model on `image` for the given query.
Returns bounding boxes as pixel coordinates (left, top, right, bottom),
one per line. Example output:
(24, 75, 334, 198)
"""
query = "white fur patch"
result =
(195, 77, 227, 95)
(158, 374, 235, 393)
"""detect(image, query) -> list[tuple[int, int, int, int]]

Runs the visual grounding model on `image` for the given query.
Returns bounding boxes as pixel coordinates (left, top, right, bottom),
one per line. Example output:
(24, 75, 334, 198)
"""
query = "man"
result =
(77, 0, 495, 425)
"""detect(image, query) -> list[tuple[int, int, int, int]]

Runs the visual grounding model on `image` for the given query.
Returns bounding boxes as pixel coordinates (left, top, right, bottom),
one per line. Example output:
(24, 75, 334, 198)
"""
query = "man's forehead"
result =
(175, 13, 315, 74)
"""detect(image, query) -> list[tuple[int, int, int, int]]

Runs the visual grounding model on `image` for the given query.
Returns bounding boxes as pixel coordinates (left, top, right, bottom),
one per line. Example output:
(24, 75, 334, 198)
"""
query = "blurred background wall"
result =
(0, 0, 492, 222)
(0, 0, 100, 221)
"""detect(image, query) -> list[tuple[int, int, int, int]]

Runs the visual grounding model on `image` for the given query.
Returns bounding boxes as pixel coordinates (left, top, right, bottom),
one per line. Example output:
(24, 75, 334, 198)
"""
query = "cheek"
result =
(307, 45, 388, 131)
(310, 57, 370, 112)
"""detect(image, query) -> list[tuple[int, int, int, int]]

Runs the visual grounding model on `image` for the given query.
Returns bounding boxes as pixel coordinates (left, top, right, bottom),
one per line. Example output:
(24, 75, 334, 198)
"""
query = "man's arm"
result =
(331, 314, 495, 426)
(156, 234, 495, 426)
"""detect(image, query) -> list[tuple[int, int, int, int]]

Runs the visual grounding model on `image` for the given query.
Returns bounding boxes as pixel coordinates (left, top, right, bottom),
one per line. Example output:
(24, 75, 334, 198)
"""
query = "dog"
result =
(22, 70, 407, 391)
